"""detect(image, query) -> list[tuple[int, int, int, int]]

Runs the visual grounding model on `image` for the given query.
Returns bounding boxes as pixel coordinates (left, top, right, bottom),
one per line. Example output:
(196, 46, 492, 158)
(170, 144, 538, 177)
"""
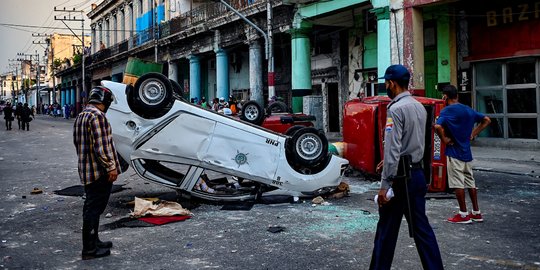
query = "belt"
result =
(411, 161, 423, 169)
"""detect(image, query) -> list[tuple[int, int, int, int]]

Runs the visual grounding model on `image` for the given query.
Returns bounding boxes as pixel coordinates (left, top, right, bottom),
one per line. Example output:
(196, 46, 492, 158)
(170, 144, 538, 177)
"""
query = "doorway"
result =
(327, 83, 340, 132)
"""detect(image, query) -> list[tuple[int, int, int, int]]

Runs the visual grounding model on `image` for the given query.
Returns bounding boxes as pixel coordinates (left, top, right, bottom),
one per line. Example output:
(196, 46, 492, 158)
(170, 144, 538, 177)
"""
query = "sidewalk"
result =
(471, 141, 540, 178)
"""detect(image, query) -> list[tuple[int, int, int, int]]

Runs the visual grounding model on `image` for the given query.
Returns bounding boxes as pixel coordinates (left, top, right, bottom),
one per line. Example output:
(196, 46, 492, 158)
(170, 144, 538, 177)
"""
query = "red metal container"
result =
(343, 96, 447, 192)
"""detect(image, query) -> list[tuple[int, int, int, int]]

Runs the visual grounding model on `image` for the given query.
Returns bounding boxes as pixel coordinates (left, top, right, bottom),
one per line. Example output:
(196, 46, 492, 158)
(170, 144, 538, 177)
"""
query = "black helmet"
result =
(88, 86, 114, 109)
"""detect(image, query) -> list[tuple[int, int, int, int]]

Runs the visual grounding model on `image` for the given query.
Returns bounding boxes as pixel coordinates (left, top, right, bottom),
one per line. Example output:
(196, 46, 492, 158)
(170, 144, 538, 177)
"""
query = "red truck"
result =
(343, 96, 447, 192)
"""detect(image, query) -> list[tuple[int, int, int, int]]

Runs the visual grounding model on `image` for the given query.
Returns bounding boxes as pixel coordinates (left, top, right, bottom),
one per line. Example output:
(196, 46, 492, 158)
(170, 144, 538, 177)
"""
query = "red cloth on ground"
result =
(138, 215, 191, 225)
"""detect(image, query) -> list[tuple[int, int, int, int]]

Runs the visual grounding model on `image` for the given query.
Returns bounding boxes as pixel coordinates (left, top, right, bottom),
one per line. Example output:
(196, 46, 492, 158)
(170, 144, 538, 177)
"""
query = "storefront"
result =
(466, 1, 540, 140)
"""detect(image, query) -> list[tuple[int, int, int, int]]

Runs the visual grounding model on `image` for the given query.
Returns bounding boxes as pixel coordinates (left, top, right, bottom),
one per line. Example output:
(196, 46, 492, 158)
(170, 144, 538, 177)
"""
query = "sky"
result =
(0, 0, 93, 75)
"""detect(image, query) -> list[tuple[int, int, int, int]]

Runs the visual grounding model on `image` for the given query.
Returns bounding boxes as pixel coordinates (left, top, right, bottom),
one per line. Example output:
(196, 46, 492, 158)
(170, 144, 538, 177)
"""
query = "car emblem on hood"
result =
(233, 150, 249, 168)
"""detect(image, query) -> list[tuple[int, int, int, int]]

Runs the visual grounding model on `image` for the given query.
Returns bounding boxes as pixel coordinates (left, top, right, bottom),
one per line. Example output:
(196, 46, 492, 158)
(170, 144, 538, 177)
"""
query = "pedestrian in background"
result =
(73, 86, 121, 260)
(3, 102, 14, 130)
(15, 102, 23, 130)
(211, 97, 219, 111)
(434, 85, 491, 224)
(64, 103, 71, 119)
(228, 95, 237, 114)
(200, 97, 208, 109)
(20, 103, 34, 131)
(370, 64, 443, 270)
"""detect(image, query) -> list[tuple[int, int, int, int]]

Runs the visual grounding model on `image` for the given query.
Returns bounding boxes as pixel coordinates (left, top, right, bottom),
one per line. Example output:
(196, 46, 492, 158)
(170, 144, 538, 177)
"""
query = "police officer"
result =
(369, 65, 444, 270)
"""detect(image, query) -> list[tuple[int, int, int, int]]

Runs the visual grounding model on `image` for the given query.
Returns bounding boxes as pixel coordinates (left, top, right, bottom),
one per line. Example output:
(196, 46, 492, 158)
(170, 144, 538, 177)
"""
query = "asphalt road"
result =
(0, 115, 539, 269)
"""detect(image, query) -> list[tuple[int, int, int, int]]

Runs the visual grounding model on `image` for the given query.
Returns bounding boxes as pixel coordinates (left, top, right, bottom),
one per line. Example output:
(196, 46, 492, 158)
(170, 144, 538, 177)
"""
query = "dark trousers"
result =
(21, 121, 29, 131)
(370, 169, 444, 270)
(83, 176, 112, 224)
(5, 120, 12, 130)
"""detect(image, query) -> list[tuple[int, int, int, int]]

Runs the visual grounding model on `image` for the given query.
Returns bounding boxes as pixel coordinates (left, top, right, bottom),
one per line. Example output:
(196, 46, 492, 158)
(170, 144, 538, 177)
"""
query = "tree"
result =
(73, 53, 82, 65)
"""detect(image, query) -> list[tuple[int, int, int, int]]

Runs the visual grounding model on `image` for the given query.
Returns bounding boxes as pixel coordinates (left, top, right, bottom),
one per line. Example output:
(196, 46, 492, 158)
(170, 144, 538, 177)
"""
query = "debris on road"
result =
(312, 196, 324, 204)
(267, 226, 285, 233)
(30, 188, 42, 195)
(131, 197, 192, 218)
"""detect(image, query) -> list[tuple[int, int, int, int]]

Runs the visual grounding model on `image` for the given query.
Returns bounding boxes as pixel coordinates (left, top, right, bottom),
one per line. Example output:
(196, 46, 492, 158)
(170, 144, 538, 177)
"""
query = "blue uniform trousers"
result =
(370, 168, 444, 270)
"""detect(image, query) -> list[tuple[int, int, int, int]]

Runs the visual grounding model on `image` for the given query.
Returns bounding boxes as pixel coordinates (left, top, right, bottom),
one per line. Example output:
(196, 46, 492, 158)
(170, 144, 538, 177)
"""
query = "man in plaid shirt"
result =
(73, 86, 121, 260)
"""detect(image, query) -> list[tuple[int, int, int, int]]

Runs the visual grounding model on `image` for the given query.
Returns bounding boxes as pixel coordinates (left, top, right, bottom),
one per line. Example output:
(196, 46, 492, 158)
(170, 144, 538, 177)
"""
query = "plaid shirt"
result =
(73, 104, 120, 185)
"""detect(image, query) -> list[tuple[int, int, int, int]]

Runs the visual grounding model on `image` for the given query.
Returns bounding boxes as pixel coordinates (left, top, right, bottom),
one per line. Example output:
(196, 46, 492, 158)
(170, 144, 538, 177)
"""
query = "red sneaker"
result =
(447, 214, 472, 224)
(469, 213, 483, 222)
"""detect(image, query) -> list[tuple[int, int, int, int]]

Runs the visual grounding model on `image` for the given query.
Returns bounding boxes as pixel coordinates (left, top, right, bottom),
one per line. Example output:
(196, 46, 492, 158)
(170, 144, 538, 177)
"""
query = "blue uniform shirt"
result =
(436, 103, 485, 162)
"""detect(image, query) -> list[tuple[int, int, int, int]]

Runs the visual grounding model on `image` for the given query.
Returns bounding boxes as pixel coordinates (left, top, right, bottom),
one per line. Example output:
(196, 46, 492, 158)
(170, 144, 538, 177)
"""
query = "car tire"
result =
(133, 72, 173, 113)
(285, 125, 304, 137)
(266, 101, 289, 115)
(240, 100, 264, 125)
(287, 127, 328, 167)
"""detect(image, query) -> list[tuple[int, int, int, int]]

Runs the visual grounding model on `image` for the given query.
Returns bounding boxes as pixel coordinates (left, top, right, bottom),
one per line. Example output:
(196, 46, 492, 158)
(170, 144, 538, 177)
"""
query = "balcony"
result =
(88, 0, 277, 66)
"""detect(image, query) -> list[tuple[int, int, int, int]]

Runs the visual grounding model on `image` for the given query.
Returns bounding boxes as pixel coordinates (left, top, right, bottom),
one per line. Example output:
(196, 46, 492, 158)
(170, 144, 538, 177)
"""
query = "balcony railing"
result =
(88, 0, 271, 64)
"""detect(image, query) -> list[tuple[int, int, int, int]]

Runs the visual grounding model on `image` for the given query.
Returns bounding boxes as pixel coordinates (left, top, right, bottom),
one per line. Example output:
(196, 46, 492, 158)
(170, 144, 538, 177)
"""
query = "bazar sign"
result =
(486, 2, 540, 27)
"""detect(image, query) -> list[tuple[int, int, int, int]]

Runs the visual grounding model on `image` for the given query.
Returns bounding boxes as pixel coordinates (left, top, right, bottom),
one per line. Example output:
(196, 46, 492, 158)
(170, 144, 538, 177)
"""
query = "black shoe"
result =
(81, 247, 111, 260)
(97, 239, 113, 249)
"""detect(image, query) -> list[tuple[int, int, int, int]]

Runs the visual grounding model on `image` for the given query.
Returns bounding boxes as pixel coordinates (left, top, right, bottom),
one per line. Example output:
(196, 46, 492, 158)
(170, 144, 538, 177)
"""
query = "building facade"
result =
(387, 0, 540, 140)
(57, 0, 540, 141)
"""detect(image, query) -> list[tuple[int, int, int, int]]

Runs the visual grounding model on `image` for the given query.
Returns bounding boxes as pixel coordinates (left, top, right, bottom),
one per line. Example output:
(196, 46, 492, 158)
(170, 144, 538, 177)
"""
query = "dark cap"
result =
(441, 84, 458, 99)
(379, 64, 410, 81)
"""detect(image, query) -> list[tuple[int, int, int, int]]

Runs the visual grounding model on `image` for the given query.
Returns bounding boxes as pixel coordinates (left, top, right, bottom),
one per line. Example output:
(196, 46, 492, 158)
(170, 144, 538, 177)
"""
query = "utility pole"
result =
(54, 7, 86, 109)
(32, 33, 52, 104)
(266, 0, 274, 100)
(153, 0, 158, 62)
(33, 34, 50, 106)
(216, 0, 274, 102)
(17, 52, 38, 104)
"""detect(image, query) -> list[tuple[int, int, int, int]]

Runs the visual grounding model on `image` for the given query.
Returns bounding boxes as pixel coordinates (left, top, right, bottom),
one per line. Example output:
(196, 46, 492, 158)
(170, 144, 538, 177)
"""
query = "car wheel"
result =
(133, 72, 173, 112)
(285, 125, 304, 137)
(288, 127, 328, 166)
(266, 101, 289, 115)
(240, 100, 264, 125)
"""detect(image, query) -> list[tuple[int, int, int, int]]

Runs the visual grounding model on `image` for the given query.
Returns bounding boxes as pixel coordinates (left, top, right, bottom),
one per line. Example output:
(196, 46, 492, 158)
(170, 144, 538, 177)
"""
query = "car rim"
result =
(244, 104, 259, 121)
(139, 79, 166, 106)
(295, 133, 322, 161)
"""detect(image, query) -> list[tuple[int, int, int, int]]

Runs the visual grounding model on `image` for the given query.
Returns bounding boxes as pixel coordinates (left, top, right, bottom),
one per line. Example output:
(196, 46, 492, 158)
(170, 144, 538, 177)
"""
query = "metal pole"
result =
(52, 43, 56, 104)
(36, 51, 40, 108)
(82, 15, 86, 107)
(218, 0, 274, 102)
(154, 3, 158, 62)
(218, 0, 268, 59)
(267, 0, 274, 100)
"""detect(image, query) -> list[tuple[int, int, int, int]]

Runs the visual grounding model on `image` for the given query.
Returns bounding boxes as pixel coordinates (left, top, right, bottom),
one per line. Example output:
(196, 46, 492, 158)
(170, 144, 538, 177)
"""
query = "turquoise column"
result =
(290, 27, 312, 113)
(374, 7, 391, 95)
(189, 55, 201, 102)
(71, 86, 76, 105)
(61, 89, 66, 106)
(215, 49, 229, 100)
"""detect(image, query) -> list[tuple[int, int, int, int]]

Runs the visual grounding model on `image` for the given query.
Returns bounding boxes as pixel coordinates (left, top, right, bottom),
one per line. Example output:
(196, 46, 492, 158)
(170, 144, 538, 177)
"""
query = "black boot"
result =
(82, 220, 110, 260)
(97, 238, 113, 249)
(94, 220, 113, 248)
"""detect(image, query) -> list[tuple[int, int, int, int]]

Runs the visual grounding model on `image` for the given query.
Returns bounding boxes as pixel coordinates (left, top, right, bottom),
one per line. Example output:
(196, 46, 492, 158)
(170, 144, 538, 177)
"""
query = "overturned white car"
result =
(103, 73, 349, 202)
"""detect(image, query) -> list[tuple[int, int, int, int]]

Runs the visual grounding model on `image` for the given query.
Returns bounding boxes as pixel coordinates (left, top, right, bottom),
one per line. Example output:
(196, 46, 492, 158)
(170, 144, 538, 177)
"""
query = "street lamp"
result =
(213, 0, 275, 103)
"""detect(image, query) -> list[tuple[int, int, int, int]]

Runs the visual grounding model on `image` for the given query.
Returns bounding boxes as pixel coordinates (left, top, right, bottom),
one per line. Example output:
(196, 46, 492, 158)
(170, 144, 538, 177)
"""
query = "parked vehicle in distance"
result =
(104, 73, 349, 202)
